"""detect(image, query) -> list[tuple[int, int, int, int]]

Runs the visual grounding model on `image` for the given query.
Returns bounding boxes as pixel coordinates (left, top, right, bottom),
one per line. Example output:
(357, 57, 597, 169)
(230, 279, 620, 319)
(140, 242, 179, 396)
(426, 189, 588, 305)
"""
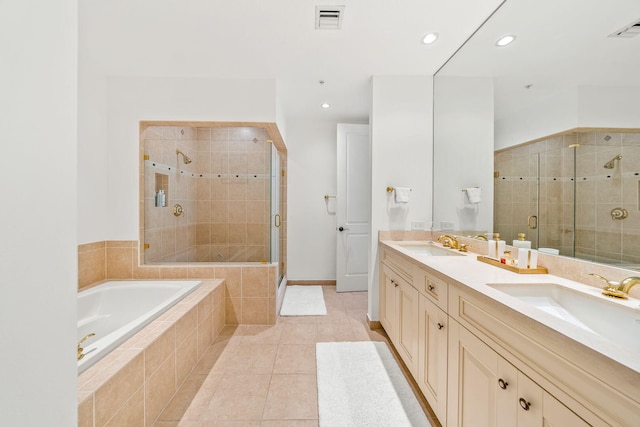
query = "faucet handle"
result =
(588, 273, 620, 287)
(78, 333, 95, 347)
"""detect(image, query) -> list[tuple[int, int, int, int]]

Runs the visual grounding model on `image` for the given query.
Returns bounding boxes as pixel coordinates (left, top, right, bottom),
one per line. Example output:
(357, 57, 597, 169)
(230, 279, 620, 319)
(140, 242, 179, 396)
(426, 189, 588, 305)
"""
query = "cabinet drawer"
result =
(414, 266, 447, 311)
(381, 248, 413, 283)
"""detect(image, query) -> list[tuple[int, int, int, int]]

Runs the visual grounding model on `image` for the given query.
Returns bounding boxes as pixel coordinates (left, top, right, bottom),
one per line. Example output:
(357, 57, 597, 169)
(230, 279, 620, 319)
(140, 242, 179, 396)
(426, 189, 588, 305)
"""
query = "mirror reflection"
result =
(433, 0, 640, 269)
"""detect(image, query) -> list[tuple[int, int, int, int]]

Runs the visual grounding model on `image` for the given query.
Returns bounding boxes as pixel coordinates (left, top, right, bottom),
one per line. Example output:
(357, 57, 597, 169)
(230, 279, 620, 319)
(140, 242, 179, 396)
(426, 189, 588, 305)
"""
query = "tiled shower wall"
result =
(143, 126, 272, 263)
(495, 129, 640, 266)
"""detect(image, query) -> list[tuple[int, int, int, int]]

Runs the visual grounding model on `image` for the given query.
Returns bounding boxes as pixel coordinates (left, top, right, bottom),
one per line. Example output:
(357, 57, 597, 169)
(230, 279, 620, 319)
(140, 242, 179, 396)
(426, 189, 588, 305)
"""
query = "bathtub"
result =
(77, 280, 202, 373)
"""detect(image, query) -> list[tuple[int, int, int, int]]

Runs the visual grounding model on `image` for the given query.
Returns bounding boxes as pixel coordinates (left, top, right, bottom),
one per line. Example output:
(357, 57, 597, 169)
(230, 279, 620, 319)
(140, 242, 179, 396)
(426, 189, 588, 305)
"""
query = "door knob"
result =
(338, 226, 349, 232)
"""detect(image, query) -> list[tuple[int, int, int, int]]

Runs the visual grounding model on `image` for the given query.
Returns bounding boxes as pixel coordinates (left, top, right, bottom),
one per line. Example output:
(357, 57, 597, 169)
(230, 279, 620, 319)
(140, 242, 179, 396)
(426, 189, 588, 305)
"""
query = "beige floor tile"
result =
(262, 374, 318, 420)
(224, 343, 277, 374)
(204, 374, 271, 420)
(260, 421, 318, 427)
(272, 344, 316, 374)
(316, 307, 350, 325)
(316, 323, 356, 342)
(238, 325, 282, 345)
(277, 315, 319, 324)
(278, 323, 318, 345)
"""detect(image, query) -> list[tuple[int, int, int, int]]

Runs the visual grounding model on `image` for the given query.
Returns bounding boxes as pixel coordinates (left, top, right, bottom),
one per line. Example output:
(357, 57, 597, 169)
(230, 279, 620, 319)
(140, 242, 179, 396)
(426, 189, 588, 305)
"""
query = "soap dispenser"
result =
(512, 233, 531, 249)
(488, 233, 505, 260)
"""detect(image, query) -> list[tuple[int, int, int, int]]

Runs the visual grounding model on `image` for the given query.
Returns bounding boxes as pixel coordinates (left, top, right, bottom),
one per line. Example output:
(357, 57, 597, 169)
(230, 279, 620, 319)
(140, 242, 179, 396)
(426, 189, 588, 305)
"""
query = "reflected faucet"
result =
(437, 234, 459, 249)
(588, 273, 640, 299)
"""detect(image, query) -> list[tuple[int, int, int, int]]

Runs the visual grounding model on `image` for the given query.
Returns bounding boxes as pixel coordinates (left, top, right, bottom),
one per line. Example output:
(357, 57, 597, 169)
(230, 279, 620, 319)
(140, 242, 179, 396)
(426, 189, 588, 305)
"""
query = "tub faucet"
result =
(588, 274, 640, 299)
(437, 234, 459, 249)
(77, 333, 95, 361)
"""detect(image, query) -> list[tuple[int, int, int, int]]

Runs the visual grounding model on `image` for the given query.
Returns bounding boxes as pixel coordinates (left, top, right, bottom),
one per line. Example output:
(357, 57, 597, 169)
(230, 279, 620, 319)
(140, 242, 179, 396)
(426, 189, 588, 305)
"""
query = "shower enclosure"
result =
(494, 129, 640, 268)
(141, 124, 285, 268)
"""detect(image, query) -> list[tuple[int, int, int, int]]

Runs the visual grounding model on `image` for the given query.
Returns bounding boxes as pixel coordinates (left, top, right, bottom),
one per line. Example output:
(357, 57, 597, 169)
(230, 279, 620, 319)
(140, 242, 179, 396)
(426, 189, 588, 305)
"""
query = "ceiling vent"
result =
(315, 6, 345, 30)
(609, 18, 640, 38)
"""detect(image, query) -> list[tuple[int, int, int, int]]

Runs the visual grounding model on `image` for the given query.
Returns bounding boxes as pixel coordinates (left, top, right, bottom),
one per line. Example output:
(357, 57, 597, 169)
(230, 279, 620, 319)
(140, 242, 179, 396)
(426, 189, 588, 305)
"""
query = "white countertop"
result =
(380, 240, 640, 376)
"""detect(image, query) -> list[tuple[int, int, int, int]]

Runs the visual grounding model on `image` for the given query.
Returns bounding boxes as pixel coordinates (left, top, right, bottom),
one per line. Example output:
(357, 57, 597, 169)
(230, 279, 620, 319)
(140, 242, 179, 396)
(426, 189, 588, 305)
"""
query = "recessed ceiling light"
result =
(495, 35, 516, 47)
(321, 103, 330, 109)
(422, 32, 439, 45)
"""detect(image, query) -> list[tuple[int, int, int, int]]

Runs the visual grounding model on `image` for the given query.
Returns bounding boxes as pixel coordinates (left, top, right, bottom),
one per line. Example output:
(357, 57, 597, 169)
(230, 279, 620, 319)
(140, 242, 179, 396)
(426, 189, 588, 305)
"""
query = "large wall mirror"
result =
(433, 0, 640, 269)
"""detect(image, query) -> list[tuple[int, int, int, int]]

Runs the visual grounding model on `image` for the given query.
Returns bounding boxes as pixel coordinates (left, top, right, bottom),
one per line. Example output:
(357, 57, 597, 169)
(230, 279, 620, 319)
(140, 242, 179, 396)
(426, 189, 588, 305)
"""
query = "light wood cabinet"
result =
(447, 320, 588, 427)
(380, 262, 419, 376)
(417, 294, 448, 424)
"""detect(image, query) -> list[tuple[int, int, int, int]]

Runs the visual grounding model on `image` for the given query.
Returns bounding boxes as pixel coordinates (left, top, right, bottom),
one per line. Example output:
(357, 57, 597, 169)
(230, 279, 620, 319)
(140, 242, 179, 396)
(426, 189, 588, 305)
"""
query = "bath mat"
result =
(316, 341, 431, 427)
(279, 285, 327, 316)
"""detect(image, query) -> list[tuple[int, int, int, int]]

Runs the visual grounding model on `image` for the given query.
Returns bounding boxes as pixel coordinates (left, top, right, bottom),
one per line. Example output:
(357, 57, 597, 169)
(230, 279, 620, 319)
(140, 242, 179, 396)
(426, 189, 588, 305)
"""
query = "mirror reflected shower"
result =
(494, 130, 640, 269)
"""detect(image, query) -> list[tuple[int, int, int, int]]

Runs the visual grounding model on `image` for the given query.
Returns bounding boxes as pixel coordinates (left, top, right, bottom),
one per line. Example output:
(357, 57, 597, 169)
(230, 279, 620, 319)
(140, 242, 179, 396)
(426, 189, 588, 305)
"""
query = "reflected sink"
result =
(487, 283, 640, 352)
(394, 242, 464, 257)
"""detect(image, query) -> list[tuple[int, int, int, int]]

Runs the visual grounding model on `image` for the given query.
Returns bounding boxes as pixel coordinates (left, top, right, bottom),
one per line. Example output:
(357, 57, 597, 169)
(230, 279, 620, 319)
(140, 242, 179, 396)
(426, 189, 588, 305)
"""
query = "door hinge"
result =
(281, 169, 286, 177)
(144, 154, 150, 160)
(144, 243, 150, 249)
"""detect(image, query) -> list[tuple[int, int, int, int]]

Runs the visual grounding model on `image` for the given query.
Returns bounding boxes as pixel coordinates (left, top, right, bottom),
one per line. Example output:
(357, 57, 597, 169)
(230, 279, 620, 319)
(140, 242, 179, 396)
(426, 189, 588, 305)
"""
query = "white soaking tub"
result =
(77, 280, 202, 373)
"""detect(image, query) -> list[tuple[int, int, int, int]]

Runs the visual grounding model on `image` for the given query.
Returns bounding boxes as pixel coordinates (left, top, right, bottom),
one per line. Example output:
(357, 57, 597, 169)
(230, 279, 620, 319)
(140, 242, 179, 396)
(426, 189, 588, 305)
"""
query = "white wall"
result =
(495, 85, 640, 150)
(495, 87, 578, 151)
(98, 76, 277, 241)
(433, 76, 494, 232)
(0, 1, 78, 425)
(286, 120, 342, 280)
(369, 75, 434, 320)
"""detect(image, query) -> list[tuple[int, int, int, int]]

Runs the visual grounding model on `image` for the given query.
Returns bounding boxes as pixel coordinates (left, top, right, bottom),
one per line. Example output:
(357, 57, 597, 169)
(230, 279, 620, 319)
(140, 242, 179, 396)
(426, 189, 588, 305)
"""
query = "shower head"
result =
(176, 149, 192, 164)
(603, 154, 622, 169)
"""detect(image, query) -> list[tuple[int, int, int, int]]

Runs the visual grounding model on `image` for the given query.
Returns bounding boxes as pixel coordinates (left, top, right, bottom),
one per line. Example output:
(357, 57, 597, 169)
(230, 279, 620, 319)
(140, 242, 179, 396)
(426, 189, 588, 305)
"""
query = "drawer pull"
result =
(437, 323, 444, 330)
(519, 398, 531, 411)
(427, 285, 435, 291)
(498, 379, 508, 390)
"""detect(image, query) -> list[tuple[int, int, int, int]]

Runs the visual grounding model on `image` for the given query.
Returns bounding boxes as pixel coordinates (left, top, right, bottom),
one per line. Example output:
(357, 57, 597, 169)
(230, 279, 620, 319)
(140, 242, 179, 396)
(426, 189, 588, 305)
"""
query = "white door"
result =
(336, 124, 370, 292)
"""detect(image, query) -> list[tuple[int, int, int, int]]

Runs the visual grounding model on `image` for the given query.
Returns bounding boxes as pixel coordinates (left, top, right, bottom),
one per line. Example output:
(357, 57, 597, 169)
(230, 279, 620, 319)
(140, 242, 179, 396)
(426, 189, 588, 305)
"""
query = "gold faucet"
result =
(437, 234, 459, 249)
(588, 274, 640, 299)
(473, 234, 488, 241)
(77, 333, 95, 361)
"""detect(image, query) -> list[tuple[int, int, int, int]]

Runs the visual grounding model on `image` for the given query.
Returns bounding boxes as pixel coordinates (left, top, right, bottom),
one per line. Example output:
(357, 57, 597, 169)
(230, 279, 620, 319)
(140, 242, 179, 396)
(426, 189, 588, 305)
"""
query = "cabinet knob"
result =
(498, 378, 508, 389)
(519, 398, 531, 411)
(437, 323, 444, 330)
(427, 285, 435, 291)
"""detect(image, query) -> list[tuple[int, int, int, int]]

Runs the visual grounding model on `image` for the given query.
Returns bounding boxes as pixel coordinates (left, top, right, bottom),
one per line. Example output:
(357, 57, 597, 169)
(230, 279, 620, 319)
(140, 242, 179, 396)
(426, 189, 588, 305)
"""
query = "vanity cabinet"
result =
(447, 320, 588, 427)
(380, 261, 420, 377)
(417, 293, 448, 424)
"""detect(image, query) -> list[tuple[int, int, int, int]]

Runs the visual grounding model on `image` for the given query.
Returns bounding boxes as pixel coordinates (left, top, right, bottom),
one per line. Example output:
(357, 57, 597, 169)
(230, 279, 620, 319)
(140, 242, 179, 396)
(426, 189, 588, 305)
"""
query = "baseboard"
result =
(287, 280, 336, 286)
(367, 313, 382, 330)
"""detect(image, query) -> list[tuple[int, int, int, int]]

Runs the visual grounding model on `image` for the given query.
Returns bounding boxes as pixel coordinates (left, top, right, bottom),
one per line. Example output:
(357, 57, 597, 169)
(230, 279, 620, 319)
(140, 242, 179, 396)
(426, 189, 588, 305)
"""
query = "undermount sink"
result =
(394, 242, 464, 257)
(487, 282, 640, 352)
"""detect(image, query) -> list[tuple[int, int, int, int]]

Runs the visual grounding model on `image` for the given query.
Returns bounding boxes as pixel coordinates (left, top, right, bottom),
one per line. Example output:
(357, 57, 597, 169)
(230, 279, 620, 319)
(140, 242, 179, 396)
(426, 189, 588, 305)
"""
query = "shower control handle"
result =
(338, 226, 349, 232)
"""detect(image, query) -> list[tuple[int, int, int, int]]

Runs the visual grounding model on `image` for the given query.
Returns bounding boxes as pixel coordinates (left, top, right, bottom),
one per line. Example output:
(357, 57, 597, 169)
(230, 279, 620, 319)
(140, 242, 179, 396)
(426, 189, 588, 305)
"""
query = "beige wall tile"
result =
(104, 387, 144, 427)
(197, 313, 213, 357)
(145, 355, 177, 427)
(242, 266, 268, 298)
(145, 326, 176, 379)
(176, 330, 198, 387)
(160, 267, 188, 279)
(187, 266, 215, 279)
(176, 306, 198, 345)
(241, 298, 269, 324)
(105, 247, 133, 279)
(78, 394, 94, 427)
(225, 297, 241, 325)
(215, 267, 241, 298)
(94, 353, 144, 427)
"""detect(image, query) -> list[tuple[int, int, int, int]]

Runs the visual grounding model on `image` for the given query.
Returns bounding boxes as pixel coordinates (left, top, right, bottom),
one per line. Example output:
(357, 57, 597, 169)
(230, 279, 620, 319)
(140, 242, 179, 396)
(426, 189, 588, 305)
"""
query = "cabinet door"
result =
(380, 265, 398, 342)
(448, 321, 505, 427)
(542, 391, 590, 427)
(397, 279, 420, 376)
(418, 295, 448, 424)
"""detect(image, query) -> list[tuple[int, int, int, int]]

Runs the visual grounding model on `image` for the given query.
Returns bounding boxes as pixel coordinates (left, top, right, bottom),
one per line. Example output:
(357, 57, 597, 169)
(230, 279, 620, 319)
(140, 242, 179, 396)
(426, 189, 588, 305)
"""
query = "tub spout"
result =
(77, 333, 95, 361)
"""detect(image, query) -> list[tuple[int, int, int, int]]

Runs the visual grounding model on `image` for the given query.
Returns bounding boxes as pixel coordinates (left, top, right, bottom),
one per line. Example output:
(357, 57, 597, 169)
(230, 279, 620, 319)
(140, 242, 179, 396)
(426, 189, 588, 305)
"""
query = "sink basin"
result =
(394, 242, 464, 257)
(487, 283, 640, 352)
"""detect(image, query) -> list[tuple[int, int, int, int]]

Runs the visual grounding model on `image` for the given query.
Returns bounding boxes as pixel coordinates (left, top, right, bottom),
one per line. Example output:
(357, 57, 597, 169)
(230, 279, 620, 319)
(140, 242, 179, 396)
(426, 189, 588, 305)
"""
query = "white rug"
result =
(279, 285, 327, 316)
(316, 341, 431, 427)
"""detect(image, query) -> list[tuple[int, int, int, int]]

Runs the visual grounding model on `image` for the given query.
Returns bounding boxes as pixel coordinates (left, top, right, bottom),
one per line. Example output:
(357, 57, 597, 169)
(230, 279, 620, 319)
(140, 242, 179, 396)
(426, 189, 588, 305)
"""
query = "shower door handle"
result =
(527, 215, 538, 229)
(274, 214, 281, 228)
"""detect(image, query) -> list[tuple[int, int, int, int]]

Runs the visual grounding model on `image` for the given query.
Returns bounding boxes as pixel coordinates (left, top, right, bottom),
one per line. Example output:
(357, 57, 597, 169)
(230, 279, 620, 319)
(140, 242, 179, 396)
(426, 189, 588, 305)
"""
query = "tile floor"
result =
(153, 285, 437, 427)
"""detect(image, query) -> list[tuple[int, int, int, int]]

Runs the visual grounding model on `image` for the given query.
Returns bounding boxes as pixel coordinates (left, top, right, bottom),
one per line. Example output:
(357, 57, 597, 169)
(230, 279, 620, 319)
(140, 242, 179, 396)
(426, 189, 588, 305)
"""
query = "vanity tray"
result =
(477, 255, 548, 274)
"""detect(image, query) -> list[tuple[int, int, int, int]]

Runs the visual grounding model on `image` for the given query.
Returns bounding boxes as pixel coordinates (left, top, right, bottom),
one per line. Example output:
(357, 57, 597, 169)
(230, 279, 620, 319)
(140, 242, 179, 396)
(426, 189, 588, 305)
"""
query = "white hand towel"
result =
(465, 187, 482, 204)
(394, 187, 411, 203)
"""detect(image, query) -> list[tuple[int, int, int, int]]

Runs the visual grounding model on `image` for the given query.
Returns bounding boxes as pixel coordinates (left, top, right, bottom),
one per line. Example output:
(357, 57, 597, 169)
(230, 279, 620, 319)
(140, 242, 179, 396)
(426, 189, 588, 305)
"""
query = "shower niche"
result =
(140, 123, 286, 266)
